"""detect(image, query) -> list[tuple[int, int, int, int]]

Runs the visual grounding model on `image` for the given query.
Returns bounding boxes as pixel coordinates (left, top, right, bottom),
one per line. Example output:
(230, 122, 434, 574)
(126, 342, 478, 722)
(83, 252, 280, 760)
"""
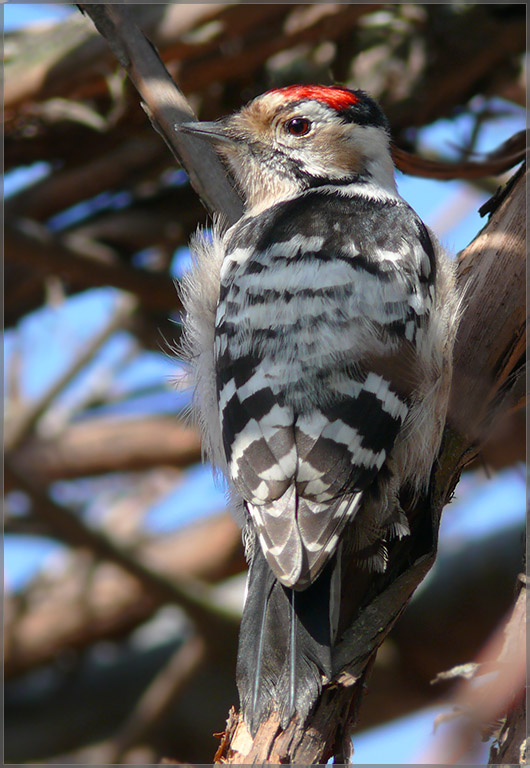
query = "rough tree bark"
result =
(78, 4, 526, 763)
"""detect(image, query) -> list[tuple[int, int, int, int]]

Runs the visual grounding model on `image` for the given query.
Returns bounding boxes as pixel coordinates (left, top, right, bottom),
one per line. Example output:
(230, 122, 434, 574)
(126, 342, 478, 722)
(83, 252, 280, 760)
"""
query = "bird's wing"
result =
(217, 192, 434, 587)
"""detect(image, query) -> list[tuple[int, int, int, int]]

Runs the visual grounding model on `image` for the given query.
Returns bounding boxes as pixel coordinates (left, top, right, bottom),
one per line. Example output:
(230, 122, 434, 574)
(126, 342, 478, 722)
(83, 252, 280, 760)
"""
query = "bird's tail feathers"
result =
(237, 543, 333, 735)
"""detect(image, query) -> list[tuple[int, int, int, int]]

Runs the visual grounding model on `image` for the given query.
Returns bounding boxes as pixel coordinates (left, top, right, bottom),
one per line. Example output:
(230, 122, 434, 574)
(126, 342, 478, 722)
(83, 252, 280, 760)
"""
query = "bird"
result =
(178, 84, 459, 735)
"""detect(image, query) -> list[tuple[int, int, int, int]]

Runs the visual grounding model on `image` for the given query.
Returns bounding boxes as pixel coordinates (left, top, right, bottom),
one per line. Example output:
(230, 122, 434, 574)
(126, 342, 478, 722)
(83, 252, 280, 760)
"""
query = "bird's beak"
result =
(178, 121, 237, 147)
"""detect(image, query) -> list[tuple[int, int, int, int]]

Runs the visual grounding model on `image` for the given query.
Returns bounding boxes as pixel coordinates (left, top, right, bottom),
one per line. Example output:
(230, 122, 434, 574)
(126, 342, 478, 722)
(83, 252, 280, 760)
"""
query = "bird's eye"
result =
(285, 117, 312, 137)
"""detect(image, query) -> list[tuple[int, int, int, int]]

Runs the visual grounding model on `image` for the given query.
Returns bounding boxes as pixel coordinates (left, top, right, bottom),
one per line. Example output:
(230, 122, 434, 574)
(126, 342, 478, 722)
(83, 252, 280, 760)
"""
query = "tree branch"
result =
(85, 634, 207, 764)
(5, 292, 138, 452)
(5, 220, 178, 316)
(5, 459, 240, 641)
(392, 130, 526, 179)
(8, 416, 202, 484)
(77, 3, 243, 225)
(5, 512, 243, 679)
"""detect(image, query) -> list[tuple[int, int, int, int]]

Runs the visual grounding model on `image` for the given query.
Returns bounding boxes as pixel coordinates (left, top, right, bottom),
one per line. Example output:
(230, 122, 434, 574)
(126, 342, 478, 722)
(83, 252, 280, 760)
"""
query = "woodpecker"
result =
(179, 85, 458, 734)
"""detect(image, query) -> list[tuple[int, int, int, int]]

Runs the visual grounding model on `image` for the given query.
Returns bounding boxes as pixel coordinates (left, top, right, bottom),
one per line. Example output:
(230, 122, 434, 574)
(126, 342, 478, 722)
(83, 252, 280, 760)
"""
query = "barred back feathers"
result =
(178, 85, 459, 733)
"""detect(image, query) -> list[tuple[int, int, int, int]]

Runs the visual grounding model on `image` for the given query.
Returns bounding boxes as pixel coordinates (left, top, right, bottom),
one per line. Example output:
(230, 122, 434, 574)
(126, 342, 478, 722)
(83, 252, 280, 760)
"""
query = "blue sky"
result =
(4, 2, 74, 30)
(4, 4, 526, 764)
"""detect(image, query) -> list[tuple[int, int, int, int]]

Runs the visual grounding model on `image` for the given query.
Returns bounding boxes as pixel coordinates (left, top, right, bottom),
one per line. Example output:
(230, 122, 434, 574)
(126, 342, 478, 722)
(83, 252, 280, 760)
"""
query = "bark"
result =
(490, 694, 527, 766)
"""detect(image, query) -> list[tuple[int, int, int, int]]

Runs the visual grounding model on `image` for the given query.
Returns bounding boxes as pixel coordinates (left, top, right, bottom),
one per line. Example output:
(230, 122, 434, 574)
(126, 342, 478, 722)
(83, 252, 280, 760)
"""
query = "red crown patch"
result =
(270, 85, 360, 111)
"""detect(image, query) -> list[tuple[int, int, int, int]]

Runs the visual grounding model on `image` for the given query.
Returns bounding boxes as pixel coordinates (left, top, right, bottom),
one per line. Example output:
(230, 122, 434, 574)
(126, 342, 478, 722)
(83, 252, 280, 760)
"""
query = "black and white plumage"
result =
(179, 85, 458, 734)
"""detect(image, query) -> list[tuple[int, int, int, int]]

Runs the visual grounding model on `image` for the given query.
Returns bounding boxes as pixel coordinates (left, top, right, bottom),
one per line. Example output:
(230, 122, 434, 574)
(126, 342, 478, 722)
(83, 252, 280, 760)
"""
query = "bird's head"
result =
(181, 85, 396, 212)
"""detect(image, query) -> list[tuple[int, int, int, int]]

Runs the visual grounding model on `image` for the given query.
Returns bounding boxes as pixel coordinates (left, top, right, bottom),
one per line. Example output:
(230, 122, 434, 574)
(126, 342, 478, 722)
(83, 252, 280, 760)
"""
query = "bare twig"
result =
(392, 129, 527, 180)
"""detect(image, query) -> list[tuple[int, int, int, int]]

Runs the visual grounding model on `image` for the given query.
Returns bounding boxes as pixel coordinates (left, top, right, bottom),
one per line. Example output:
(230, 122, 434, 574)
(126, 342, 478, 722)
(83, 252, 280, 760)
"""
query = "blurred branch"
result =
(488, 583, 527, 765)
(5, 220, 178, 316)
(417, 574, 526, 764)
(6, 633, 239, 765)
(89, 634, 207, 764)
(6, 5, 524, 170)
(35, 334, 141, 431)
(5, 334, 24, 407)
(5, 131, 165, 221)
(172, 4, 382, 96)
(5, 459, 240, 636)
(368, 520, 524, 730)
(5, 512, 243, 679)
(5, 505, 523, 735)
(393, 130, 527, 180)
(383, 5, 525, 132)
(5, 293, 138, 453)
(77, 3, 244, 224)
(4, 5, 222, 112)
(8, 416, 202, 484)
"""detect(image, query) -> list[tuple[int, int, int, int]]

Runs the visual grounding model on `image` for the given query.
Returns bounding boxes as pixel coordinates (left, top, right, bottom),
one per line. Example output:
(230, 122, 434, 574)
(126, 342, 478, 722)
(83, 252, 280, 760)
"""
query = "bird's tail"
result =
(237, 543, 334, 735)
